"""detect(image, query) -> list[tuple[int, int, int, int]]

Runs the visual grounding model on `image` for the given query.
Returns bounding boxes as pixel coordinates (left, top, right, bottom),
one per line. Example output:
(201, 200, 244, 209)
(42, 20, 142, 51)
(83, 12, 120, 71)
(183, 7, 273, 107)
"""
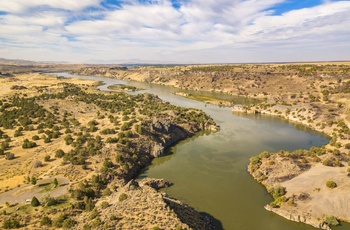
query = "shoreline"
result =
(71, 64, 350, 229)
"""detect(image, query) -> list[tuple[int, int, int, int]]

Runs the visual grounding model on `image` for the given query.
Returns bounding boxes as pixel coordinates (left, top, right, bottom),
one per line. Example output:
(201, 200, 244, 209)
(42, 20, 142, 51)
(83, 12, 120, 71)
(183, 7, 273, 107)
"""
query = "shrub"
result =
(326, 180, 337, 188)
(42, 194, 58, 206)
(31, 196, 40, 207)
(92, 218, 102, 228)
(31, 176, 37, 185)
(102, 188, 111, 196)
(5, 152, 15, 160)
(53, 214, 66, 228)
(101, 201, 109, 209)
(270, 186, 287, 198)
(118, 193, 128, 202)
(62, 218, 77, 229)
(345, 143, 350, 150)
(53, 178, 59, 187)
(44, 155, 51, 162)
(44, 137, 51, 143)
(55, 149, 65, 158)
(33, 160, 42, 168)
(324, 216, 339, 226)
(41, 216, 52, 226)
(22, 139, 37, 149)
(3, 218, 20, 229)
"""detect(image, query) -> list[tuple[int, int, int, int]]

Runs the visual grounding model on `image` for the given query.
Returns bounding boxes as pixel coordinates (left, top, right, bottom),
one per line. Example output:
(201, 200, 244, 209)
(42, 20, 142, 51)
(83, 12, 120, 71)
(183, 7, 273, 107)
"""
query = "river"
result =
(54, 72, 348, 230)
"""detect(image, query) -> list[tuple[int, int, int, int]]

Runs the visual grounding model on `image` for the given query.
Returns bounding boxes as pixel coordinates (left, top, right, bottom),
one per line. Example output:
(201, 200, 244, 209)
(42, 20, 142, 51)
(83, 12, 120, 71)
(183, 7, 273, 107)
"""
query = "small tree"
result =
(31, 196, 40, 207)
(53, 178, 58, 187)
(44, 155, 51, 162)
(55, 149, 65, 158)
(31, 176, 37, 185)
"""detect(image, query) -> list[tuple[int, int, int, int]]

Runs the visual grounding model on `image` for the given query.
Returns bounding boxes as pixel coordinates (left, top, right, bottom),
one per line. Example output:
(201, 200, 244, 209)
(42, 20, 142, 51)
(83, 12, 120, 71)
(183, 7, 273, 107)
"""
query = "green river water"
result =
(57, 72, 349, 230)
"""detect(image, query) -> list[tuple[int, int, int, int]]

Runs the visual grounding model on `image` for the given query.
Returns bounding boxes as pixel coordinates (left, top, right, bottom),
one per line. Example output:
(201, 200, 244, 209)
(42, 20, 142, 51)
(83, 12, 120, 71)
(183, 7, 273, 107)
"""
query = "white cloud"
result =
(0, 0, 101, 13)
(0, 0, 349, 62)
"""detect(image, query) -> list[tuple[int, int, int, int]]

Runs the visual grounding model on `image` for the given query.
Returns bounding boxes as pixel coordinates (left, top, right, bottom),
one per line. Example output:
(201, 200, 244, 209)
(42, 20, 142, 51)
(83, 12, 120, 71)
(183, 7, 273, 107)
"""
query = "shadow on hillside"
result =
(164, 197, 223, 230)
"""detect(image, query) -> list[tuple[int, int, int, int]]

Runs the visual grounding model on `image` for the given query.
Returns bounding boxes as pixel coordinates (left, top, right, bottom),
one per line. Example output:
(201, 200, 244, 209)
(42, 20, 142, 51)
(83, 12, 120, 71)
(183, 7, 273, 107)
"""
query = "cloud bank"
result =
(0, 0, 349, 63)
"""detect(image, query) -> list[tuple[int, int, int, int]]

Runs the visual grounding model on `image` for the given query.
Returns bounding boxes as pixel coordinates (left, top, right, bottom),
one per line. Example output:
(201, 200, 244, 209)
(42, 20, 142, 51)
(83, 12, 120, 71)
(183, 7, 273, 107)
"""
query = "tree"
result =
(31, 196, 40, 207)
(44, 155, 51, 162)
(53, 178, 58, 187)
(55, 149, 65, 158)
(31, 176, 37, 185)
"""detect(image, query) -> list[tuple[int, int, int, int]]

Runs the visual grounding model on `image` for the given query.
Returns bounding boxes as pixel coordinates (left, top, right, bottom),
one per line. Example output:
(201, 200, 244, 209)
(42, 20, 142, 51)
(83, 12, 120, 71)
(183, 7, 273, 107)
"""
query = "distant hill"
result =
(0, 58, 38, 65)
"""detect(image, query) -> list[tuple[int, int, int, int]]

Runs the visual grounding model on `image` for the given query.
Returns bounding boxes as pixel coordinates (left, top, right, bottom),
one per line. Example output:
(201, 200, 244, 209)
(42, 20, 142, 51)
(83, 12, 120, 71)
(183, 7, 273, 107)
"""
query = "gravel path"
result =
(0, 177, 69, 205)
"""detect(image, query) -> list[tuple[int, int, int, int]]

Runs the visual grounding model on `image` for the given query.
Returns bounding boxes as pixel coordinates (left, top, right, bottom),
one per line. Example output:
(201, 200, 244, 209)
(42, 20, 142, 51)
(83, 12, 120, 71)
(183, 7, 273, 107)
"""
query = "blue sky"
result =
(0, 0, 349, 63)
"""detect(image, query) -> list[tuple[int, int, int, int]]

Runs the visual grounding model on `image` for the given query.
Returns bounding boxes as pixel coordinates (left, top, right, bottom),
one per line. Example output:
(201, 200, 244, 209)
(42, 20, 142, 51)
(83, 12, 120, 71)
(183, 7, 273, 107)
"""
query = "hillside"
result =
(0, 72, 217, 229)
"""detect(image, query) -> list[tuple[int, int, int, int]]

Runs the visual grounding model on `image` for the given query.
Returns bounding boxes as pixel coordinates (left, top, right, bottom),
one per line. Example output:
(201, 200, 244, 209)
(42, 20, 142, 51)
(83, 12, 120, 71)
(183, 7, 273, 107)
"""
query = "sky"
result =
(0, 0, 350, 63)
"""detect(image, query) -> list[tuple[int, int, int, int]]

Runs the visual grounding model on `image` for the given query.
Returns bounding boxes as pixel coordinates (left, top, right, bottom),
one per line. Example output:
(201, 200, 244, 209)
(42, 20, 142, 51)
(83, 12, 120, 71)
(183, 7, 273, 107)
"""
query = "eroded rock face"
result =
(149, 118, 191, 158)
(139, 178, 172, 190)
(152, 118, 174, 133)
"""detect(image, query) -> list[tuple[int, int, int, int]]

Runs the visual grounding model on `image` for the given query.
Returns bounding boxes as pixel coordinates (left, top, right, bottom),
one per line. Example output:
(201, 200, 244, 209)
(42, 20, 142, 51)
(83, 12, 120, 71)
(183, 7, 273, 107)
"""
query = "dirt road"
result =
(0, 177, 69, 205)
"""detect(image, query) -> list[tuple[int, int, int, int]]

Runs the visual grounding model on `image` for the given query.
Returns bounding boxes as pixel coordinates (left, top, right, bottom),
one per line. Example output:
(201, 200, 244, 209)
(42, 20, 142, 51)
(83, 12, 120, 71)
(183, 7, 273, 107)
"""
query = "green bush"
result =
(44, 155, 51, 162)
(62, 218, 77, 229)
(326, 180, 337, 188)
(40, 216, 52, 226)
(5, 153, 15, 160)
(53, 214, 67, 228)
(22, 139, 37, 149)
(102, 188, 111, 196)
(101, 201, 109, 209)
(118, 193, 128, 202)
(270, 186, 287, 198)
(324, 216, 339, 226)
(3, 218, 20, 229)
(345, 143, 350, 150)
(55, 149, 65, 158)
(31, 196, 40, 207)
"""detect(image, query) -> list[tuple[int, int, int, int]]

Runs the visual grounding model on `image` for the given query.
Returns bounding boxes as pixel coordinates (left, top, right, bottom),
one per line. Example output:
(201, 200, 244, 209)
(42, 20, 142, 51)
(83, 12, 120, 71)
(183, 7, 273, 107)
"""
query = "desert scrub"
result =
(3, 217, 21, 229)
(269, 186, 287, 208)
(249, 151, 270, 171)
(326, 180, 337, 188)
(101, 201, 109, 209)
(119, 193, 128, 202)
(323, 216, 339, 226)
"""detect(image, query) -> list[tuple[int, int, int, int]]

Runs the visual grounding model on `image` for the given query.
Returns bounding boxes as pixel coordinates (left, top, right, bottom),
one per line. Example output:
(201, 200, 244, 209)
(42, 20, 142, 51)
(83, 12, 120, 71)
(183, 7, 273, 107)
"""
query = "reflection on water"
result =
(52, 72, 349, 230)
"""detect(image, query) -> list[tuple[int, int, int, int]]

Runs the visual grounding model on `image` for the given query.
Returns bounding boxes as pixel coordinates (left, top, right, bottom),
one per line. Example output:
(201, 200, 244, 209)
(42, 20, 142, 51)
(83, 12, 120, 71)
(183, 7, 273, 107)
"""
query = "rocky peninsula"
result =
(0, 71, 217, 229)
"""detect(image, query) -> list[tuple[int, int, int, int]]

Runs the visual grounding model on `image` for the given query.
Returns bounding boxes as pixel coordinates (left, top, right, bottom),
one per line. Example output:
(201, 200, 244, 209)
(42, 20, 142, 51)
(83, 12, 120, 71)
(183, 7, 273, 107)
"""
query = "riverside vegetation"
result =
(73, 62, 350, 229)
(0, 70, 217, 229)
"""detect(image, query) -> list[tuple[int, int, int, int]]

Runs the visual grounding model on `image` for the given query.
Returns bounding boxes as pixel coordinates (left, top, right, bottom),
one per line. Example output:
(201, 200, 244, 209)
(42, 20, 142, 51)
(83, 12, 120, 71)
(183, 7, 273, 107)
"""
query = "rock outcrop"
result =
(76, 178, 212, 230)
(139, 178, 172, 190)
